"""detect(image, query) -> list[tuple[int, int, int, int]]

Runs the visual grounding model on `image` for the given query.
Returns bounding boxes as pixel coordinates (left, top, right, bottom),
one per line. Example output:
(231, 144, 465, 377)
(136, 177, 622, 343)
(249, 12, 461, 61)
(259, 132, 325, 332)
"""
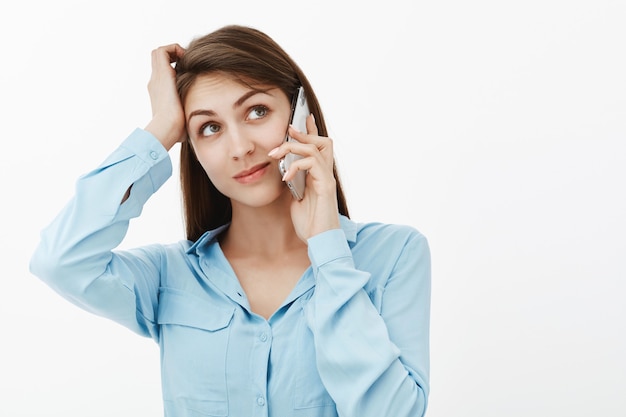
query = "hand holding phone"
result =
(278, 86, 309, 200)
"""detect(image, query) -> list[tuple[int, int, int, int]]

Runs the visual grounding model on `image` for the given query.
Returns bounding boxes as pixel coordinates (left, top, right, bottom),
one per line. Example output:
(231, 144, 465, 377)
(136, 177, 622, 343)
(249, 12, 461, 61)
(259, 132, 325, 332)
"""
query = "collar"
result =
(186, 214, 357, 256)
(339, 214, 358, 243)
(186, 223, 230, 255)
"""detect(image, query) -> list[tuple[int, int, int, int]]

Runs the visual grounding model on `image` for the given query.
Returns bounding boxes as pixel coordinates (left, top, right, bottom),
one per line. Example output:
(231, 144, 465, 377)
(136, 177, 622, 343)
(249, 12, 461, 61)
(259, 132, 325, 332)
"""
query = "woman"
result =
(30, 25, 431, 417)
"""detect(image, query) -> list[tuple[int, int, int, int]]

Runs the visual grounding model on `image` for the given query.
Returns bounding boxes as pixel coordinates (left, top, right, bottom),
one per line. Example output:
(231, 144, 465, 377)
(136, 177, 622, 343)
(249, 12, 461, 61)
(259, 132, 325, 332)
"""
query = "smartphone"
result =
(279, 86, 309, 200)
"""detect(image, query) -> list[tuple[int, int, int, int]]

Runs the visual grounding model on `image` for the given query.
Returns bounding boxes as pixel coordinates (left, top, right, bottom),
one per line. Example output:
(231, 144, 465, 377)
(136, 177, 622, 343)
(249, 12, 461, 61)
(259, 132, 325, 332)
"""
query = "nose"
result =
(228, 126, 255, 160)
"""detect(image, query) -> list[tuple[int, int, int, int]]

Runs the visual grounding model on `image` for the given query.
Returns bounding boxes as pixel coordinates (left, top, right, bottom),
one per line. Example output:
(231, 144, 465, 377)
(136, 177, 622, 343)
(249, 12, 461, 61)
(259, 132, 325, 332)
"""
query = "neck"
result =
(220, 194, 305, 258)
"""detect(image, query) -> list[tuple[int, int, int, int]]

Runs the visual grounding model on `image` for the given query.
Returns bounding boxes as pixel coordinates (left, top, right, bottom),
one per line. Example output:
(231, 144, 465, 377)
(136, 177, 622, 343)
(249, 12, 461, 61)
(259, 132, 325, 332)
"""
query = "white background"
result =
(1, 1, 624, 416)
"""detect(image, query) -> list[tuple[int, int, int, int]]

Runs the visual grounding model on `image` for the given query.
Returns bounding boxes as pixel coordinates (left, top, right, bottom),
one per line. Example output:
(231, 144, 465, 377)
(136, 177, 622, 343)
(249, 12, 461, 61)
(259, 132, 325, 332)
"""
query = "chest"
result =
(157, 286, 337, 416)
(229, 255, 311, 320)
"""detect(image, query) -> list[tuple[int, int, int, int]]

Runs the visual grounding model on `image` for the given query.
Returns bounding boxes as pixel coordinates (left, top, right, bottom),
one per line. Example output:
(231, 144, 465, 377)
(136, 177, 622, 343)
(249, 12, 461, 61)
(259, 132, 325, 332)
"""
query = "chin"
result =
(230, 185, 289, 209)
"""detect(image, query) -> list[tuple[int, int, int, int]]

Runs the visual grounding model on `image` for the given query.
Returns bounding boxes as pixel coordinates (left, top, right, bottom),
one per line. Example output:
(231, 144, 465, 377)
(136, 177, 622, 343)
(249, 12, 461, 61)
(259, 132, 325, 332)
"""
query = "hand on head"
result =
(144, 43, 187, 150)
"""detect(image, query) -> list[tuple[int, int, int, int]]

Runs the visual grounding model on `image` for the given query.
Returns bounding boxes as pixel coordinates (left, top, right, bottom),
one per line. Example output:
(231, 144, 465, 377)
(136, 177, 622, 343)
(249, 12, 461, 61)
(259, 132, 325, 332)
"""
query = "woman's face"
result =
(184, 73, 292, 208)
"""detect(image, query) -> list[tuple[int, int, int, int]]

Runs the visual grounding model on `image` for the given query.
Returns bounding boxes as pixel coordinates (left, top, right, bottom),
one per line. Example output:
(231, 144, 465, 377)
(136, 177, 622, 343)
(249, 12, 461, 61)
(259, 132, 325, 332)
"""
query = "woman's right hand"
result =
(144, 44, 186, 151)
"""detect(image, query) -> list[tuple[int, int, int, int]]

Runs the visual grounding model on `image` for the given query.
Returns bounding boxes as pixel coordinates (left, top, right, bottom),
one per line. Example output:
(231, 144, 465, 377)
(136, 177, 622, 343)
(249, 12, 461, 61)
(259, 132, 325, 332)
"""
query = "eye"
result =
(248, 105, 268, 120)
(200, 122, 221, 137)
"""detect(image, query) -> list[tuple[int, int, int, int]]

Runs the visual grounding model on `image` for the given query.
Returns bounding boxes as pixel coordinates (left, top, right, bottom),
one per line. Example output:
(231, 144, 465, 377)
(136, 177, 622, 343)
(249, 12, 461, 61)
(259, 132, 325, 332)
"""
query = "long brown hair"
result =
(175, 25, 349, 241)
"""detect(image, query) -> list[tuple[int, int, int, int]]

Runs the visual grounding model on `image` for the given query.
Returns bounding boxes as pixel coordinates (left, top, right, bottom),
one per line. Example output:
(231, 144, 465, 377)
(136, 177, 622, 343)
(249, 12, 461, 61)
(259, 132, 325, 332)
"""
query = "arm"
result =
(304, 227, 431, 417)
(29, 129, 172, 338)
(30, 43, 186, 338)
(264, 79, 430, 415)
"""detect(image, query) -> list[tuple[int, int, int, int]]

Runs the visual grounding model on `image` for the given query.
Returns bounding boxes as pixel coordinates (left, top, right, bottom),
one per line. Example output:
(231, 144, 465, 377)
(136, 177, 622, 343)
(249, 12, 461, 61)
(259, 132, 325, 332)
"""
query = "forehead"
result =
(184, 73, 283, 110)
(184, 73, 243, 106)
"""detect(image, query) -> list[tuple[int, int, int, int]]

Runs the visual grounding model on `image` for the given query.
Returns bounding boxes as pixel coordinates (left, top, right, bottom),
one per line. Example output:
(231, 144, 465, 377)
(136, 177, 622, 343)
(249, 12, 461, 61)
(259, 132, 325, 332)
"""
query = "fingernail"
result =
(289, 124, 300, 133)
(281, 171, 288, 181)
(268, 147, 279, 157)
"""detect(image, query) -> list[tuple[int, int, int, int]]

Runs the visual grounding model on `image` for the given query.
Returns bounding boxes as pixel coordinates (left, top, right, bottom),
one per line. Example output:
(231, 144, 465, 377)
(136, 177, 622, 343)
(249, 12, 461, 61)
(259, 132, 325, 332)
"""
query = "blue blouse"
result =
(30, 128, 431, 417)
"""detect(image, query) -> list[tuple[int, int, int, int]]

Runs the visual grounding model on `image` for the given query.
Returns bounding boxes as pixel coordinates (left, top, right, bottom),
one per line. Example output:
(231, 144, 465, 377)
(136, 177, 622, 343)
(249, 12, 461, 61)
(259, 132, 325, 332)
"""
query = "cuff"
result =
(307, 228, 353, 269)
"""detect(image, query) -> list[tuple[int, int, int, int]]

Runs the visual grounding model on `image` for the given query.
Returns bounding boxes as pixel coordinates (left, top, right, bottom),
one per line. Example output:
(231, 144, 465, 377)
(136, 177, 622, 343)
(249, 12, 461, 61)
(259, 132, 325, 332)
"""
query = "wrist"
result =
(307, 215, 341, 240)
(144, 118, 183, 151)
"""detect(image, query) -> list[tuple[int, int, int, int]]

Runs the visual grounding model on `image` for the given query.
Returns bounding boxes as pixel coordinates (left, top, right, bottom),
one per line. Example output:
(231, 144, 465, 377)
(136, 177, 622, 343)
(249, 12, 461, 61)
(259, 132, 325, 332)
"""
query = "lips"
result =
(233, 162, 271, 183)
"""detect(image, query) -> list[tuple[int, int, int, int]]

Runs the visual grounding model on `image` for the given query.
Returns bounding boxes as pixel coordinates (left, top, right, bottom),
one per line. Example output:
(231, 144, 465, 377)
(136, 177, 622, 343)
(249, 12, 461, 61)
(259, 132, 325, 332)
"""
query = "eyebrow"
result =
(187, 88, 274, 123)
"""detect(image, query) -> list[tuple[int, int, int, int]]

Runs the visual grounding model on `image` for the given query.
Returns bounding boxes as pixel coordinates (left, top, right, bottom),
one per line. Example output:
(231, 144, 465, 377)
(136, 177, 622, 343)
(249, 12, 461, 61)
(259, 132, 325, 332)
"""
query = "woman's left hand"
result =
(269, 114, 341, 242)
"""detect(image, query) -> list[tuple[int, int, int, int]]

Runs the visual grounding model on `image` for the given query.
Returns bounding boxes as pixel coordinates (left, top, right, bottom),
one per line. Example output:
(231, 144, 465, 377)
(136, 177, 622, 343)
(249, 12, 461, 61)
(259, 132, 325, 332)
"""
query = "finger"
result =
(287, 124, 307, 142)
(287, 124, 331, 150)
(280, 156, 313, 182)
(305, 113, 318, 136)
(289, 129, 334, 162)
(268, 141, 319, 161)
(164, 43, 186, 63)
(151, 44, 185, 69)
(268, 136, 334, 170)
(281, 156, 335, 191)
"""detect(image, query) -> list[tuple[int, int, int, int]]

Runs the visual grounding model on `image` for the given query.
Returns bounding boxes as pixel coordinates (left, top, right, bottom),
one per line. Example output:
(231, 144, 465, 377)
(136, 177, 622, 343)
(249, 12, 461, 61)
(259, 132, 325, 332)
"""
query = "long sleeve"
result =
(29, 128, 172, 339)
(304, 226, 431, 417)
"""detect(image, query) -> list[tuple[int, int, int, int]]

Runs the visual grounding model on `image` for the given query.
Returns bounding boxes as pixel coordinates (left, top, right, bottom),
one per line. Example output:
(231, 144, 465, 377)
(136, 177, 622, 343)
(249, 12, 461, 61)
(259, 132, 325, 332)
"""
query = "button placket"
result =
(248, 320, 272, 416)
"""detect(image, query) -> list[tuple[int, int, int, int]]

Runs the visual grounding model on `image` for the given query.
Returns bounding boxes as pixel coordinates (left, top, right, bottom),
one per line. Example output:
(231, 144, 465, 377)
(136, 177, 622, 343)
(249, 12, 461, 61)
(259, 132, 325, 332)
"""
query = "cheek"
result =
(262, 119, 288, 149)
(199, 158, 223, 181)
(192, 146, 224, 182)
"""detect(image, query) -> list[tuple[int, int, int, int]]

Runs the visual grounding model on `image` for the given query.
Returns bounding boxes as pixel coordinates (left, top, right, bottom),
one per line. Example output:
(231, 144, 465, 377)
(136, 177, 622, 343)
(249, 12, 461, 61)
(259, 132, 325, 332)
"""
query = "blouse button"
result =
(257, 396, 266, 406)
(149, 151, 159, 160)
(259, 333, 268, 342)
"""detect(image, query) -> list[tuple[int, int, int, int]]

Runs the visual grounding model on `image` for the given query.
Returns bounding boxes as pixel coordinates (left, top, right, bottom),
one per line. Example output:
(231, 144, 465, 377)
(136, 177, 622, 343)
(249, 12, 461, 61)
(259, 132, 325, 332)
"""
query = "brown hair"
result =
(175, 25, 349, 241)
